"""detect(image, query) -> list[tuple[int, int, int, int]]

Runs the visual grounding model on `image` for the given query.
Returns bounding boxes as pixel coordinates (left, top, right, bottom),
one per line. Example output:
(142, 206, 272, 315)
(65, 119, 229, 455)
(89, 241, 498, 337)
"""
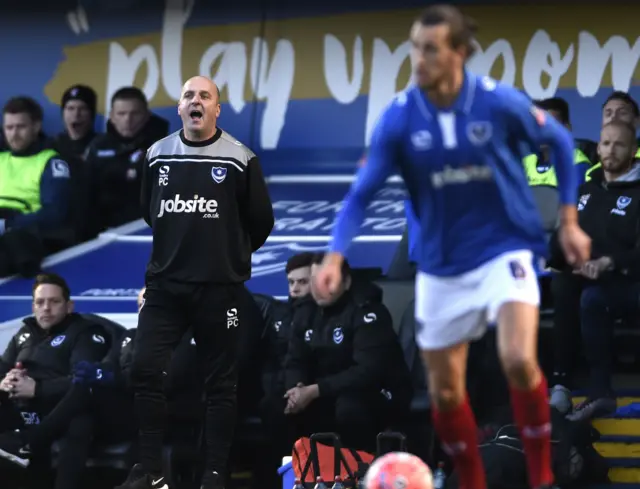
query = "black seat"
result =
(530, 185, 560, 233)
(386, 226, 416, 280)
(396, 299, 429, 412)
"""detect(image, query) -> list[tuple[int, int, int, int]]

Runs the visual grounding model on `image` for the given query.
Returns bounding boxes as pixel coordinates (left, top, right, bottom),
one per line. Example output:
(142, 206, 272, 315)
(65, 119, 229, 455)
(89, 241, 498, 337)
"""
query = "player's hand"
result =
(573, 256, 612, 280)
(0, 375, 14, 393)
(9, 376, 36, 400)
(558, 222, 591, 267)
(313, 253, 344, 300)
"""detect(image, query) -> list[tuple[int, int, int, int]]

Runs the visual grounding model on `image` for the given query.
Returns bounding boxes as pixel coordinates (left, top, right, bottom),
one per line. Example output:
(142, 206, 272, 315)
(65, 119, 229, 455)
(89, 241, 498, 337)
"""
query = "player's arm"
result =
(140, 154, 153, 226)
(607, 212, 640, 278)
(0, 334, 19, 381)
(118, 330, 136, 389)
(242, 156, 274, 252)
(329, 106, 401, 260)
(35, 326, 109, 400)
(284, 320, 312, 389)
(316, 303, 395, 397)
(2, 157, 71, 233)
(505, 90, 577, 225)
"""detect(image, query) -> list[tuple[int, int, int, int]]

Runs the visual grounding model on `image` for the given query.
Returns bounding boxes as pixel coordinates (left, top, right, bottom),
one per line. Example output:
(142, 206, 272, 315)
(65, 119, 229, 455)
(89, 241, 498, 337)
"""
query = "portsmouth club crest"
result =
(467, 121, 492, 146)
(617, 196, 632, 210)
(211, 167, 227, 183)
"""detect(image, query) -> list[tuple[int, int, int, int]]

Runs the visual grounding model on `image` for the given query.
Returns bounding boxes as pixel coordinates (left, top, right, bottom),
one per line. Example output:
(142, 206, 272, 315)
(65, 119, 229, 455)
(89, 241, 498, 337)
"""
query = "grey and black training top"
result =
(141, 128, 274, 283)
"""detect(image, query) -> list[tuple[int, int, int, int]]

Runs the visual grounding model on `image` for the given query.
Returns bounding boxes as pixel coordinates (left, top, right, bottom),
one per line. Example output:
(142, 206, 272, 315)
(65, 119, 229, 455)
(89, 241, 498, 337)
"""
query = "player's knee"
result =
(429, 385, 465, 411)
(500, 350, 537, 387)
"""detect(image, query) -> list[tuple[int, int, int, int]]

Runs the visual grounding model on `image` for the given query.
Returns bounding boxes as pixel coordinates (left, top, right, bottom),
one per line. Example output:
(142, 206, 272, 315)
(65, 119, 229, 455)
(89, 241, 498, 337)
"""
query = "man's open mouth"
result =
(190, 110, 203, 121)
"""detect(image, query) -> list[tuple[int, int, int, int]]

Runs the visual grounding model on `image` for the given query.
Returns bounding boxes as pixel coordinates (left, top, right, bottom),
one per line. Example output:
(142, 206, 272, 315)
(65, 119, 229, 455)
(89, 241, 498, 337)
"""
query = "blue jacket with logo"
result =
(549, 167, 640, 279)
(0, 313, 108, 403)
(284, 286, 411, 403)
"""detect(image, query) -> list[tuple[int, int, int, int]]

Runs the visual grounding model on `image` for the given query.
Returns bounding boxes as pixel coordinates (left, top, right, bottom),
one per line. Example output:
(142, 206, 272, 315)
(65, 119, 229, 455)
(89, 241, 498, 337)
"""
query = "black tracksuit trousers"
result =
(130, 278, 244, 476)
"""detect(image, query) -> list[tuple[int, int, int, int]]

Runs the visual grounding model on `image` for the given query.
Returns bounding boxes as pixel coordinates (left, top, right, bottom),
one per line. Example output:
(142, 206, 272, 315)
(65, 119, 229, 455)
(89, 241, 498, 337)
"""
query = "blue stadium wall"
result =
(1, 0, 639, 171)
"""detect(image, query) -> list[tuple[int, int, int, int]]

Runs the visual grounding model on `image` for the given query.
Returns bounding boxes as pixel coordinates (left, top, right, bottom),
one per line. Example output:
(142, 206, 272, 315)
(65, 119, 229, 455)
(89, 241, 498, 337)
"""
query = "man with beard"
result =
(115, 76, 273, 489)
(549, 121, 640, 420)
(0, 97, 71, 265)
(256, 252, 315, 487)
(585, 91, 640, 182)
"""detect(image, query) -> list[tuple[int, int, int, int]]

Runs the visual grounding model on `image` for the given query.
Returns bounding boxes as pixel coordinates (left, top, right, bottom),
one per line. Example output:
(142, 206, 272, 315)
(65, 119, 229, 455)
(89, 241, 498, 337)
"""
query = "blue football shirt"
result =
(331, 72, 577, 276)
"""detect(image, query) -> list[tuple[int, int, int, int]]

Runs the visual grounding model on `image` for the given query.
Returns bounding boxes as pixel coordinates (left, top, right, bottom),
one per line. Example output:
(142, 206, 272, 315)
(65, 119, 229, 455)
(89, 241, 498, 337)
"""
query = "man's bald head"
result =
(181, 76, 220, 100)
(178, 75, 221, 141)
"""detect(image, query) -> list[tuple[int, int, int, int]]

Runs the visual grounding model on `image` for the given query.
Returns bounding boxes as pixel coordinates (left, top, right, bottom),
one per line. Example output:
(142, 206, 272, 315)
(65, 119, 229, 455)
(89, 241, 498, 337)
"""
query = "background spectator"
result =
(0, 273, 108, 489)
(84, 86, 169, 234)
(549, 120, 640, 419)
(284, 253, 412, 452)
(52, 84, 98, 161)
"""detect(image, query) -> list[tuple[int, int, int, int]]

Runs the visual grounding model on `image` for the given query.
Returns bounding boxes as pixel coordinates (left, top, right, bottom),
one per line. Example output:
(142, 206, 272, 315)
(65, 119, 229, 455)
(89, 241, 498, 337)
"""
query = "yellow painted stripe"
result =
(609, 467, 640, 483)
(592, 419, 640, 436)
(573, 396, 640, 407)
(595, 441, 640, 458)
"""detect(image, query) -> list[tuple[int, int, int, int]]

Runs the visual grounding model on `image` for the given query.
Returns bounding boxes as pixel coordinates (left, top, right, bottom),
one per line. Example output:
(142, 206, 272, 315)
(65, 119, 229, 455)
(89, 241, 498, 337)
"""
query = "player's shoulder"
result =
(473, 74, 533, 119)
(475, 75, 529, 107)
(384, 87, 416, 114)
(375, 87, 416, 134)
(146, 130, 181, 159)
(218, 129, 256, 163)
(44, 154, 71, 178)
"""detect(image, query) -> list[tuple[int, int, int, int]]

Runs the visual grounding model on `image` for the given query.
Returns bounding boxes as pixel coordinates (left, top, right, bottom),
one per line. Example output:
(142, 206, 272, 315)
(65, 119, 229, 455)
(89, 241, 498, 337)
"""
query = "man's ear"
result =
(344, 275, 352, 290)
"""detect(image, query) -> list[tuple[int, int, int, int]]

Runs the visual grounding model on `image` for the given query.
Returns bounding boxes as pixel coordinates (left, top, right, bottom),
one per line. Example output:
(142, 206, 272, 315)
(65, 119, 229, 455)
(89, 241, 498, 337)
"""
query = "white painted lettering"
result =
(103, 2, 640, 150)
(576, 31, 640, 96)
(366, 39, 411, 145)
(522, 30, 574, 100)
(106, 43, 159, 119)
(324, 34, 364, 104)
(250, 38, 295, 149)
(466, 39, 515, 86)
(199, 42, 248, 113)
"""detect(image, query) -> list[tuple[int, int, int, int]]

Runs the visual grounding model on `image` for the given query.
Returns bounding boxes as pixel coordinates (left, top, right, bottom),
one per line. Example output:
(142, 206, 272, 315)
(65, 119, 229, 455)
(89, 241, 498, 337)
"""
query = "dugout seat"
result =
(374, 279, 415, 334)
(386, 226, 416, 280)
(530, 185, 560, 233)
(396, 299, 429, 412)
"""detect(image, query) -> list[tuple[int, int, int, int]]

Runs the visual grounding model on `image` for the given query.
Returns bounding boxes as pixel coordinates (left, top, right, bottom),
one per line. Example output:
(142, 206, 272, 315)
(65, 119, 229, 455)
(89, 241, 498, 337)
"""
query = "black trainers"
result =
(114, 464, 168, 489)
(0, 431, 30, 468)
(200, 471, 224, 489)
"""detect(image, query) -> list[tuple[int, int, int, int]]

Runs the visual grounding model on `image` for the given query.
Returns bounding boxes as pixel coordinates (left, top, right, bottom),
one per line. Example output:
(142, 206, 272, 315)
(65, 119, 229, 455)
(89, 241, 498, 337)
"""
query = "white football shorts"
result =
(414, 249, 540, 350)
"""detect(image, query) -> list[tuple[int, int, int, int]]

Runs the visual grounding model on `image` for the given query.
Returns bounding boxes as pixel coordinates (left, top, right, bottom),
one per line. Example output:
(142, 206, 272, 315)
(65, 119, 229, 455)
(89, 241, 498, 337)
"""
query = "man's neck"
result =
(185, 126, 217, 142)
(426, 69, 464, 109)
(604, 165, 634, 182)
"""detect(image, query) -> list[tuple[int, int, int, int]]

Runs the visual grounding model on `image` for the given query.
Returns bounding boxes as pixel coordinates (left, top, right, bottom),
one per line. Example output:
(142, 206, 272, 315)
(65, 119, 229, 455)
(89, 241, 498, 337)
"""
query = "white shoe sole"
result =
(0, 447, 29, 468)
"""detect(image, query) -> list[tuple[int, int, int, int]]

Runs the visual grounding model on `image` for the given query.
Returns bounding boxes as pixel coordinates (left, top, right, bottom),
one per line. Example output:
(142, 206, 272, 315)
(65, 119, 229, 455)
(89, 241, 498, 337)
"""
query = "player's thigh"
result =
(189, 283, 246, 384)
(488, 250, 540, 366)
(414, 271, 488, 351)
(133, 282, 189, 374)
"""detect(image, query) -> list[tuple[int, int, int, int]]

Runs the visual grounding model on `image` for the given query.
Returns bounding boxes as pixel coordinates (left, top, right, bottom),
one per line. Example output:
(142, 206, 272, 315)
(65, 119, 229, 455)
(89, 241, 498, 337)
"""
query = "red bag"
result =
(292, 433, 374, 483)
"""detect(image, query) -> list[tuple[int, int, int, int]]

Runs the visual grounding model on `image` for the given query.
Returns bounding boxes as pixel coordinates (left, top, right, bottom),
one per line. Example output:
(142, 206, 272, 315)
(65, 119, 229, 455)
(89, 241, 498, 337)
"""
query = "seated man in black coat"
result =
(0, 273, 109, 489)
(548, 120, 640, 420)
(284, 253, 412, 451)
